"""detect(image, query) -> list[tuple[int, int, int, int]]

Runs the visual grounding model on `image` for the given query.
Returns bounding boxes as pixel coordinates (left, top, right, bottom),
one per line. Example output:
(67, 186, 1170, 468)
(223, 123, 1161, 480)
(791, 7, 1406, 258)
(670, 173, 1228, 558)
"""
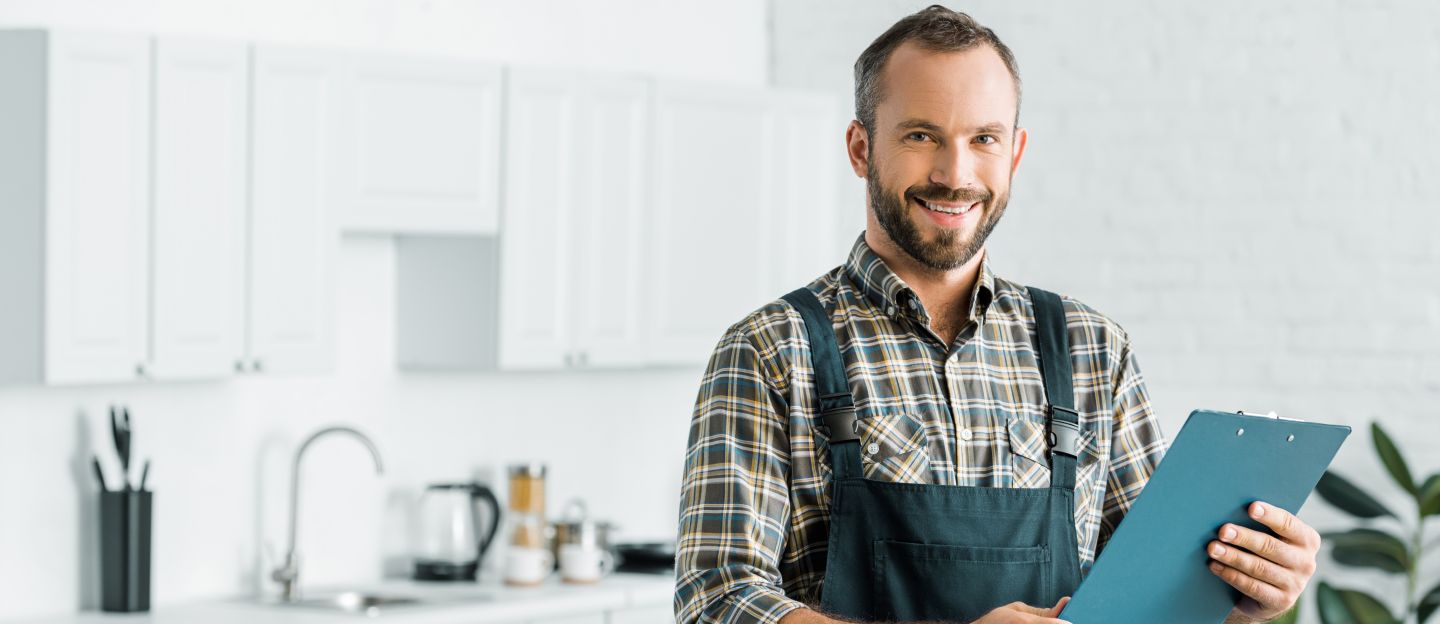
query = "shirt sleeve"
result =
(675, 325, 808, 624)
(1095, 336, 1169, 557)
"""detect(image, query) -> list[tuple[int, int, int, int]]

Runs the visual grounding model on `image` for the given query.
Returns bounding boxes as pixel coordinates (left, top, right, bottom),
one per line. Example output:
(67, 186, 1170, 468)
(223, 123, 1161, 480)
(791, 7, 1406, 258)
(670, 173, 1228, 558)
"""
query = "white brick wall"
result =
(771, 1, 1440, 621)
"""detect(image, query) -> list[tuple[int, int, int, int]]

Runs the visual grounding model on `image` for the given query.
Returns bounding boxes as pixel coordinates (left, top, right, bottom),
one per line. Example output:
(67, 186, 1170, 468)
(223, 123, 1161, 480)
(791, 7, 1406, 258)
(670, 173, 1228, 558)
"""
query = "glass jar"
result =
(503, 462, 550, 585)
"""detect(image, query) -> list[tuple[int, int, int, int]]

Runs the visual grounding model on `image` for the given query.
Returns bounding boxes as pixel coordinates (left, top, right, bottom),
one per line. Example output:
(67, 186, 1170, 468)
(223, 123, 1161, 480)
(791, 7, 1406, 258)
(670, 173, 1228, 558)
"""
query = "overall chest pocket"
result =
(873, 539, 1053, 621)
(856, 410, 931, 484)
(1008, 418, 1106, 522)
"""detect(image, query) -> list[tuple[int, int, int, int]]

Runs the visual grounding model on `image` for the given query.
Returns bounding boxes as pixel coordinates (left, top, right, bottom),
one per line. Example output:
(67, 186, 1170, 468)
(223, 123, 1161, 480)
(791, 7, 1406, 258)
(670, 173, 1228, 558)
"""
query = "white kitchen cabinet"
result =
(498, 69, 649, 370)
(606, 605, 674, 624)
(0, 30, 153, 384)
(530, 614, 607, 624)
(335, 52, 503, 234)
(247, 45, 341, 375)
(148, 37, 249, 380)
(647, 83, 844, 366)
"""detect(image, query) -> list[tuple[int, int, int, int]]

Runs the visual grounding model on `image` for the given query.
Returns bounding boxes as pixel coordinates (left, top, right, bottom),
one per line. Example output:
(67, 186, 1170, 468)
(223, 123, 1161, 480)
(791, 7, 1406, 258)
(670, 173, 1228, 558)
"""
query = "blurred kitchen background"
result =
(0, 1, 1436, 623)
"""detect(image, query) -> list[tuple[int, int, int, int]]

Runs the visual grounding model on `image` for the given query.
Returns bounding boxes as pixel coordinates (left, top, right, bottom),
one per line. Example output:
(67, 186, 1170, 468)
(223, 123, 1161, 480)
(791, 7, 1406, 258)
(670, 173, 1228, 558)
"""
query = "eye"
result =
(906, 131, 933, 143)
(974, 134, 998, 145)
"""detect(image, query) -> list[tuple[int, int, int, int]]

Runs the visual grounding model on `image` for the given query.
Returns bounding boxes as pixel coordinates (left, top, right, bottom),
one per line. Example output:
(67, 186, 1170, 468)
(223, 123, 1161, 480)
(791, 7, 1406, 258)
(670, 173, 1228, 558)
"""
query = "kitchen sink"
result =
(286, 591, 422, 616)
(281, 589, 494, 616)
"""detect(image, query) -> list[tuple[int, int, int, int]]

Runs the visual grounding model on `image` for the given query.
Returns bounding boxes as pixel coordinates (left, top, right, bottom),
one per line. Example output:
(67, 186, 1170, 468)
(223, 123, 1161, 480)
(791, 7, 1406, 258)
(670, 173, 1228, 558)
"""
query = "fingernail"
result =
(1210, 562, 1222, 573)
(1211, 543, 1226, 557)
(1222, 527, 1236, 541)
(1252, 503, 1266, 518)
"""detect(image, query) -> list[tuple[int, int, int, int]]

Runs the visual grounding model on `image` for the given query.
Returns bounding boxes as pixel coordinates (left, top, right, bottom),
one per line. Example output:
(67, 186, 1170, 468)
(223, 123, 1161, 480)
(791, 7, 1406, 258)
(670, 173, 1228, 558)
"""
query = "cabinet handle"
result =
(135, 363, 148, 378)
(235, 359, 247, 373)
(563, 352, 574, 367)
(251, 359, 264, 373)
(577, 351, 589, 366)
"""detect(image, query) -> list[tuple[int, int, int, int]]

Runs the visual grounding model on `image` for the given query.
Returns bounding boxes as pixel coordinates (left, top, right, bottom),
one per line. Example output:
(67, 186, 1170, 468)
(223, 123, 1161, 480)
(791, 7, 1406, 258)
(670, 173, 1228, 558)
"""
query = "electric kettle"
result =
(413, 482, 501, 581)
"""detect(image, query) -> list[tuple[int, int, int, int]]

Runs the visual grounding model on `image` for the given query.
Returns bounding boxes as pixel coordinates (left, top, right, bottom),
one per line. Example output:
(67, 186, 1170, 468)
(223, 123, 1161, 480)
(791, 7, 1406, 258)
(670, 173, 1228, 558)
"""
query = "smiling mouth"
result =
(916, 197, 981, 216)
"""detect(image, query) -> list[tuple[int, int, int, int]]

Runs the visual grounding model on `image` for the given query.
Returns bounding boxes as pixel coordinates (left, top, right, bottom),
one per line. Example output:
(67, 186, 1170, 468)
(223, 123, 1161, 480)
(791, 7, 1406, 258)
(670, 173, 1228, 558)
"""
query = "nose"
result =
(929, 143, 978, 191)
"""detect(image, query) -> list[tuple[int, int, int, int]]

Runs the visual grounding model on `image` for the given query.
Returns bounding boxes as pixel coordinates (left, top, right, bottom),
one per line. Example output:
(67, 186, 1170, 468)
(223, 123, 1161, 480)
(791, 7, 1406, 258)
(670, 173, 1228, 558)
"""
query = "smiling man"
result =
(675, 6, 1320, 624)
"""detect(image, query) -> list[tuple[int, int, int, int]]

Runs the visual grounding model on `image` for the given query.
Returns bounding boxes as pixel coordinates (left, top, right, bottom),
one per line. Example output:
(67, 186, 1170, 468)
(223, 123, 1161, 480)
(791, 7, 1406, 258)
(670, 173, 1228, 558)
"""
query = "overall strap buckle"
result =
(821, 392, 860, 443)
(1047, 407, 1081, 458)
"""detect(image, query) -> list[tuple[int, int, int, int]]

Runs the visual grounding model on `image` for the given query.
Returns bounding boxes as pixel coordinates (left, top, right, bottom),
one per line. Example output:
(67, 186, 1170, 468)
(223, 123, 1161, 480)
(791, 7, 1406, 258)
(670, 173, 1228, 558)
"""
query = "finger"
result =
(1006, 601, 1051, 615)
(1247, 502, 1319, 548)
(1051, 596, 1071, 615)
(1218, 523, 1306, 569)
(1210, 559, 1289, 612)
(1209, 540, 1296, 593)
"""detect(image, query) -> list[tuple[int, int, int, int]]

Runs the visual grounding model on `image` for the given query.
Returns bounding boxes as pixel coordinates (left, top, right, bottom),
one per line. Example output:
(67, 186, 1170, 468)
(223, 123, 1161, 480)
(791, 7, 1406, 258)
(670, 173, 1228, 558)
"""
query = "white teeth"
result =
(920, 199, 976, 215)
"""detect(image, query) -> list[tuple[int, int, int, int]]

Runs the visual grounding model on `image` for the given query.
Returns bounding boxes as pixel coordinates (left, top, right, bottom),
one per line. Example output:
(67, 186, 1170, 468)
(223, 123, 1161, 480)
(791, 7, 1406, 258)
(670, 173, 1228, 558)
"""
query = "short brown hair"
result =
(854, 5, 1022, 131)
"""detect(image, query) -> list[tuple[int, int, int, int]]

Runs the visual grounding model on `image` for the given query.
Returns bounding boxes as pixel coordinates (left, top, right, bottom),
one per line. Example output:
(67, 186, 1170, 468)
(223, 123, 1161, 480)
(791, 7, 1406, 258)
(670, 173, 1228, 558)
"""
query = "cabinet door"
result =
(149, 37, 248, 380)
(336, 54, 502, 234)
(44, 32, 152, 384)
(248, 46, 338, 374)
(573, 77, 649, 368)
(497, 70, 577, 369)
(763, 92, 846, 295)
(647, 84, 772, 365)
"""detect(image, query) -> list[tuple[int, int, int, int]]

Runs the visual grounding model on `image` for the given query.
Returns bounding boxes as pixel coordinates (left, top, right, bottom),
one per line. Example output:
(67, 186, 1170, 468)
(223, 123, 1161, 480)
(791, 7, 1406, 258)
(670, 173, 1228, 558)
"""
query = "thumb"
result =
(1045, 596, 1071, 617)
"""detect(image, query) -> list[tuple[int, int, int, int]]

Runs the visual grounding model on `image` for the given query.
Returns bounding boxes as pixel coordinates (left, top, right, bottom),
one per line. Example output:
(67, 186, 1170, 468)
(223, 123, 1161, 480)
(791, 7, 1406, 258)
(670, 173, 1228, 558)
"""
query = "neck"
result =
(864, 226, 985, 337)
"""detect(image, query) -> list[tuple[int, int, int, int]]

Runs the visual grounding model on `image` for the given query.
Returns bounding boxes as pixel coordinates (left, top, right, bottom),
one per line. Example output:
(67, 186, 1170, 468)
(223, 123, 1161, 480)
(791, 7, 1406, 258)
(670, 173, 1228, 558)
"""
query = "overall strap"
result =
(782, 288, 863, 481)
(1028, 287, 1079, 491)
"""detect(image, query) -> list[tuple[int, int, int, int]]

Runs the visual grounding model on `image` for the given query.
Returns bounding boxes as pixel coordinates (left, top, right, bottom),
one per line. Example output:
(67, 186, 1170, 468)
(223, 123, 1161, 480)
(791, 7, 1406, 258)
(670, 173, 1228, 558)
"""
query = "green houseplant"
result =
(1313, 422, 1440, 624)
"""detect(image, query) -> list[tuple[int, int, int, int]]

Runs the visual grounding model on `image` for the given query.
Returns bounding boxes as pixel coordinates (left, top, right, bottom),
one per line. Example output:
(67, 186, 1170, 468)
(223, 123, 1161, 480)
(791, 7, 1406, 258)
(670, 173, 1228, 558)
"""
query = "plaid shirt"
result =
(674, 235, 1168, 623)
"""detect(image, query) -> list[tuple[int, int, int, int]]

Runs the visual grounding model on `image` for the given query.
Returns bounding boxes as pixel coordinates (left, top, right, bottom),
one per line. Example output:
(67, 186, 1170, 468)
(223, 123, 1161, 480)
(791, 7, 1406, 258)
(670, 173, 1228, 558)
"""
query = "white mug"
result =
(504, 547, 554, 585)
(559, 544, 614, 584)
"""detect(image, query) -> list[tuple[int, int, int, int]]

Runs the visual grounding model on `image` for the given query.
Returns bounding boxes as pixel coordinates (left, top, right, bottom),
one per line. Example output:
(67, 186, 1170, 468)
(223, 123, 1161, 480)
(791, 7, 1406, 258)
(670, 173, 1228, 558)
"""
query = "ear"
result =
(845, 120, 870, 178)
(1009, 126, 1029, 178)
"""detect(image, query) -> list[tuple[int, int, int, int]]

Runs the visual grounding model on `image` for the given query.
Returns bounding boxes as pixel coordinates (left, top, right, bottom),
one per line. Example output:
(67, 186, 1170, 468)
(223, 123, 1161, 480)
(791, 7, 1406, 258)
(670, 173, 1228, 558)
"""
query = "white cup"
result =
(559, 544, 615, 584)
(504, 547, 554, 585)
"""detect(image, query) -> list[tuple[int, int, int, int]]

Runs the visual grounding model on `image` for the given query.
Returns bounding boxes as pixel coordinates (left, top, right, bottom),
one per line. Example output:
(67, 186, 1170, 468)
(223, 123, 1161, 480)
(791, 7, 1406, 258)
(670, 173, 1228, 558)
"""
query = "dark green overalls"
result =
(781, 286, 1084, 622)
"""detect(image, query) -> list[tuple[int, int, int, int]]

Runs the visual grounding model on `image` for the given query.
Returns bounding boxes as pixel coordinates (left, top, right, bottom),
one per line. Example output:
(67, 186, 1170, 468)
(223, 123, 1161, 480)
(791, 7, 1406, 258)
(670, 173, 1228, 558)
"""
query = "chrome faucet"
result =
(271, 426, 384, 602)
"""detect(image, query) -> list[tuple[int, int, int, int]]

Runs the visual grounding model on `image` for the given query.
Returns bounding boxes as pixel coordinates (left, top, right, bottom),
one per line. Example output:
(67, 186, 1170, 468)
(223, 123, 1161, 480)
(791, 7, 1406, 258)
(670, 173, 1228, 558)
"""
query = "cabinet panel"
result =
(44, 32, 152, 383)
(574, 80, 648, 367)
(498, 71, 576, 369)
(763, 93, 847, 294)
(248, 46, 338, 374)
(149, 37, 248, 379)
(647, 85, 771, 365)
(338, 55, 502, 234)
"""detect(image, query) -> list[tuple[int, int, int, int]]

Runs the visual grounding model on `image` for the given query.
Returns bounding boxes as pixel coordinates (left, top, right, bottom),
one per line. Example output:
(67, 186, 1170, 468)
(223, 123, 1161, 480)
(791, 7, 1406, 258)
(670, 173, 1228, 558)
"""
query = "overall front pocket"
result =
(873, 540, 1052, 622)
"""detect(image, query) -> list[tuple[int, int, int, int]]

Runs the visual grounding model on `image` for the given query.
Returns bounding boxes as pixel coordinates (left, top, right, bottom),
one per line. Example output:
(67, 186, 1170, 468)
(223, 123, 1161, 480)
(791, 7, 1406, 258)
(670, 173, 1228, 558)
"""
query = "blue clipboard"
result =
(1060, 409, 1351, 623)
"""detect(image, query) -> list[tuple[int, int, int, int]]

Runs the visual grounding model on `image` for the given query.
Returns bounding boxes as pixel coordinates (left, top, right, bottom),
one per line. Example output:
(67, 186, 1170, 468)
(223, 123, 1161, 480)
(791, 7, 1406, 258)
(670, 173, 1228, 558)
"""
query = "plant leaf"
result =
(1372, 422, 1417, 496)
(1420, 581, 1440, 623)
(1322, 528, 1411, 573)
(1317, 471, 1397, 519)
(1420, 473, 1440, 517)
(1316, 581, 1399, 624)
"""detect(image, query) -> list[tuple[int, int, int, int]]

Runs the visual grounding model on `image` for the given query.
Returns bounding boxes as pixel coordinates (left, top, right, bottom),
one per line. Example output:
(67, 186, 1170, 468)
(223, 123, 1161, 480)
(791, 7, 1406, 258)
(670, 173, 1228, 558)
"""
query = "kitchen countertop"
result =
(12, 573, 674, 624)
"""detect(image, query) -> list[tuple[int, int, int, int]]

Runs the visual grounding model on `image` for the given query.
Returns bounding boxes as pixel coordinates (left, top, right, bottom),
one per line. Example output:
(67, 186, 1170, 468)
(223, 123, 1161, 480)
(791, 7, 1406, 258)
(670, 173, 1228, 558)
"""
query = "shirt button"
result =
(885, 305, 896, 316)
(960, 428, 974, 441)
(866, 442, 880, 455)
(908, 299, 920, 311)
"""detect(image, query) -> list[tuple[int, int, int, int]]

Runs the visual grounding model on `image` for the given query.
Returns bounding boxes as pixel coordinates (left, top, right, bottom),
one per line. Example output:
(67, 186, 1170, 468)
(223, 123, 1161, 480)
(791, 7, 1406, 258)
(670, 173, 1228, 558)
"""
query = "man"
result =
(675, 5, 1321, 624)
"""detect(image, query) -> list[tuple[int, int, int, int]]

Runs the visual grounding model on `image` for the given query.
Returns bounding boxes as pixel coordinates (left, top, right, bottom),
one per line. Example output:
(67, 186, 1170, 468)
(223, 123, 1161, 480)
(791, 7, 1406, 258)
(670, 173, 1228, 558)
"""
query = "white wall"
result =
(0, 1, 766, 619)
(772, 2, 1440, 622)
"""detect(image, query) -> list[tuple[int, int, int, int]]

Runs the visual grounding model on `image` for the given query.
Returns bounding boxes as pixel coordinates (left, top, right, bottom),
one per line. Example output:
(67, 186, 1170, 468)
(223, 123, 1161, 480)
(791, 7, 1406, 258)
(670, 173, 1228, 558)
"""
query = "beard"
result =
(867, 165, 1009, 272)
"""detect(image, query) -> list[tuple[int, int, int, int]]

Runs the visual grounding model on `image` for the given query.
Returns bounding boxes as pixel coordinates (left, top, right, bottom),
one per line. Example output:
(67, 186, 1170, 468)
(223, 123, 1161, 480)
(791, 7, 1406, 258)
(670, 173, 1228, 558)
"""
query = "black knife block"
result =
(99, 490, 152, 612)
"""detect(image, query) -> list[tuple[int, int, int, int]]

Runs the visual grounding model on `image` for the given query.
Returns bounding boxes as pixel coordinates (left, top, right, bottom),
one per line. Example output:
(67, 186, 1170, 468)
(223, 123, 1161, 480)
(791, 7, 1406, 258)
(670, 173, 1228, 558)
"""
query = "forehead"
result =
(874, 40, 1018, 129)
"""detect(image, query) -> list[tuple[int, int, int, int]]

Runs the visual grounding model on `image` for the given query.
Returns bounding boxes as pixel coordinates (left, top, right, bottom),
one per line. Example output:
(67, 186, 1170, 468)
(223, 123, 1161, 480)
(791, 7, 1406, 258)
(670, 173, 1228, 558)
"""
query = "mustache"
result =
(905, 184, 991, 205)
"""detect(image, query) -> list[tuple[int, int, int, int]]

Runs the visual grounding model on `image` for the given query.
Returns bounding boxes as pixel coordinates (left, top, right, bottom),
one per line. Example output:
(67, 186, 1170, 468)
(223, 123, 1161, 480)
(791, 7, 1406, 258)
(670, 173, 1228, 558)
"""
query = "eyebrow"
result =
(894, 119, 1010, 136)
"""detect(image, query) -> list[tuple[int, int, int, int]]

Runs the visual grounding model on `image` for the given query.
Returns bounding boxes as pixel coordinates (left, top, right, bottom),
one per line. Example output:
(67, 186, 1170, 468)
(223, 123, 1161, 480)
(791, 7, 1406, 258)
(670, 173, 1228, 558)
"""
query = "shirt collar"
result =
(842, 233, 996, 322)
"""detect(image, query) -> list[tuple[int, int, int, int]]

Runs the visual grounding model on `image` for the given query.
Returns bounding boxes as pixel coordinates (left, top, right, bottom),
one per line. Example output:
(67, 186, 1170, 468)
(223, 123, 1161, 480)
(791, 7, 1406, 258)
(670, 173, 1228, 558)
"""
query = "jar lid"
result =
(508, 462, 547, 478)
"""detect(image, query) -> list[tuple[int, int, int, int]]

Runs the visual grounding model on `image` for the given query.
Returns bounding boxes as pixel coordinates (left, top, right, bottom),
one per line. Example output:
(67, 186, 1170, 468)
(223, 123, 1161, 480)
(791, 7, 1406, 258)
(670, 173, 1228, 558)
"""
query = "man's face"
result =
(851, 42, 1027, 271)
